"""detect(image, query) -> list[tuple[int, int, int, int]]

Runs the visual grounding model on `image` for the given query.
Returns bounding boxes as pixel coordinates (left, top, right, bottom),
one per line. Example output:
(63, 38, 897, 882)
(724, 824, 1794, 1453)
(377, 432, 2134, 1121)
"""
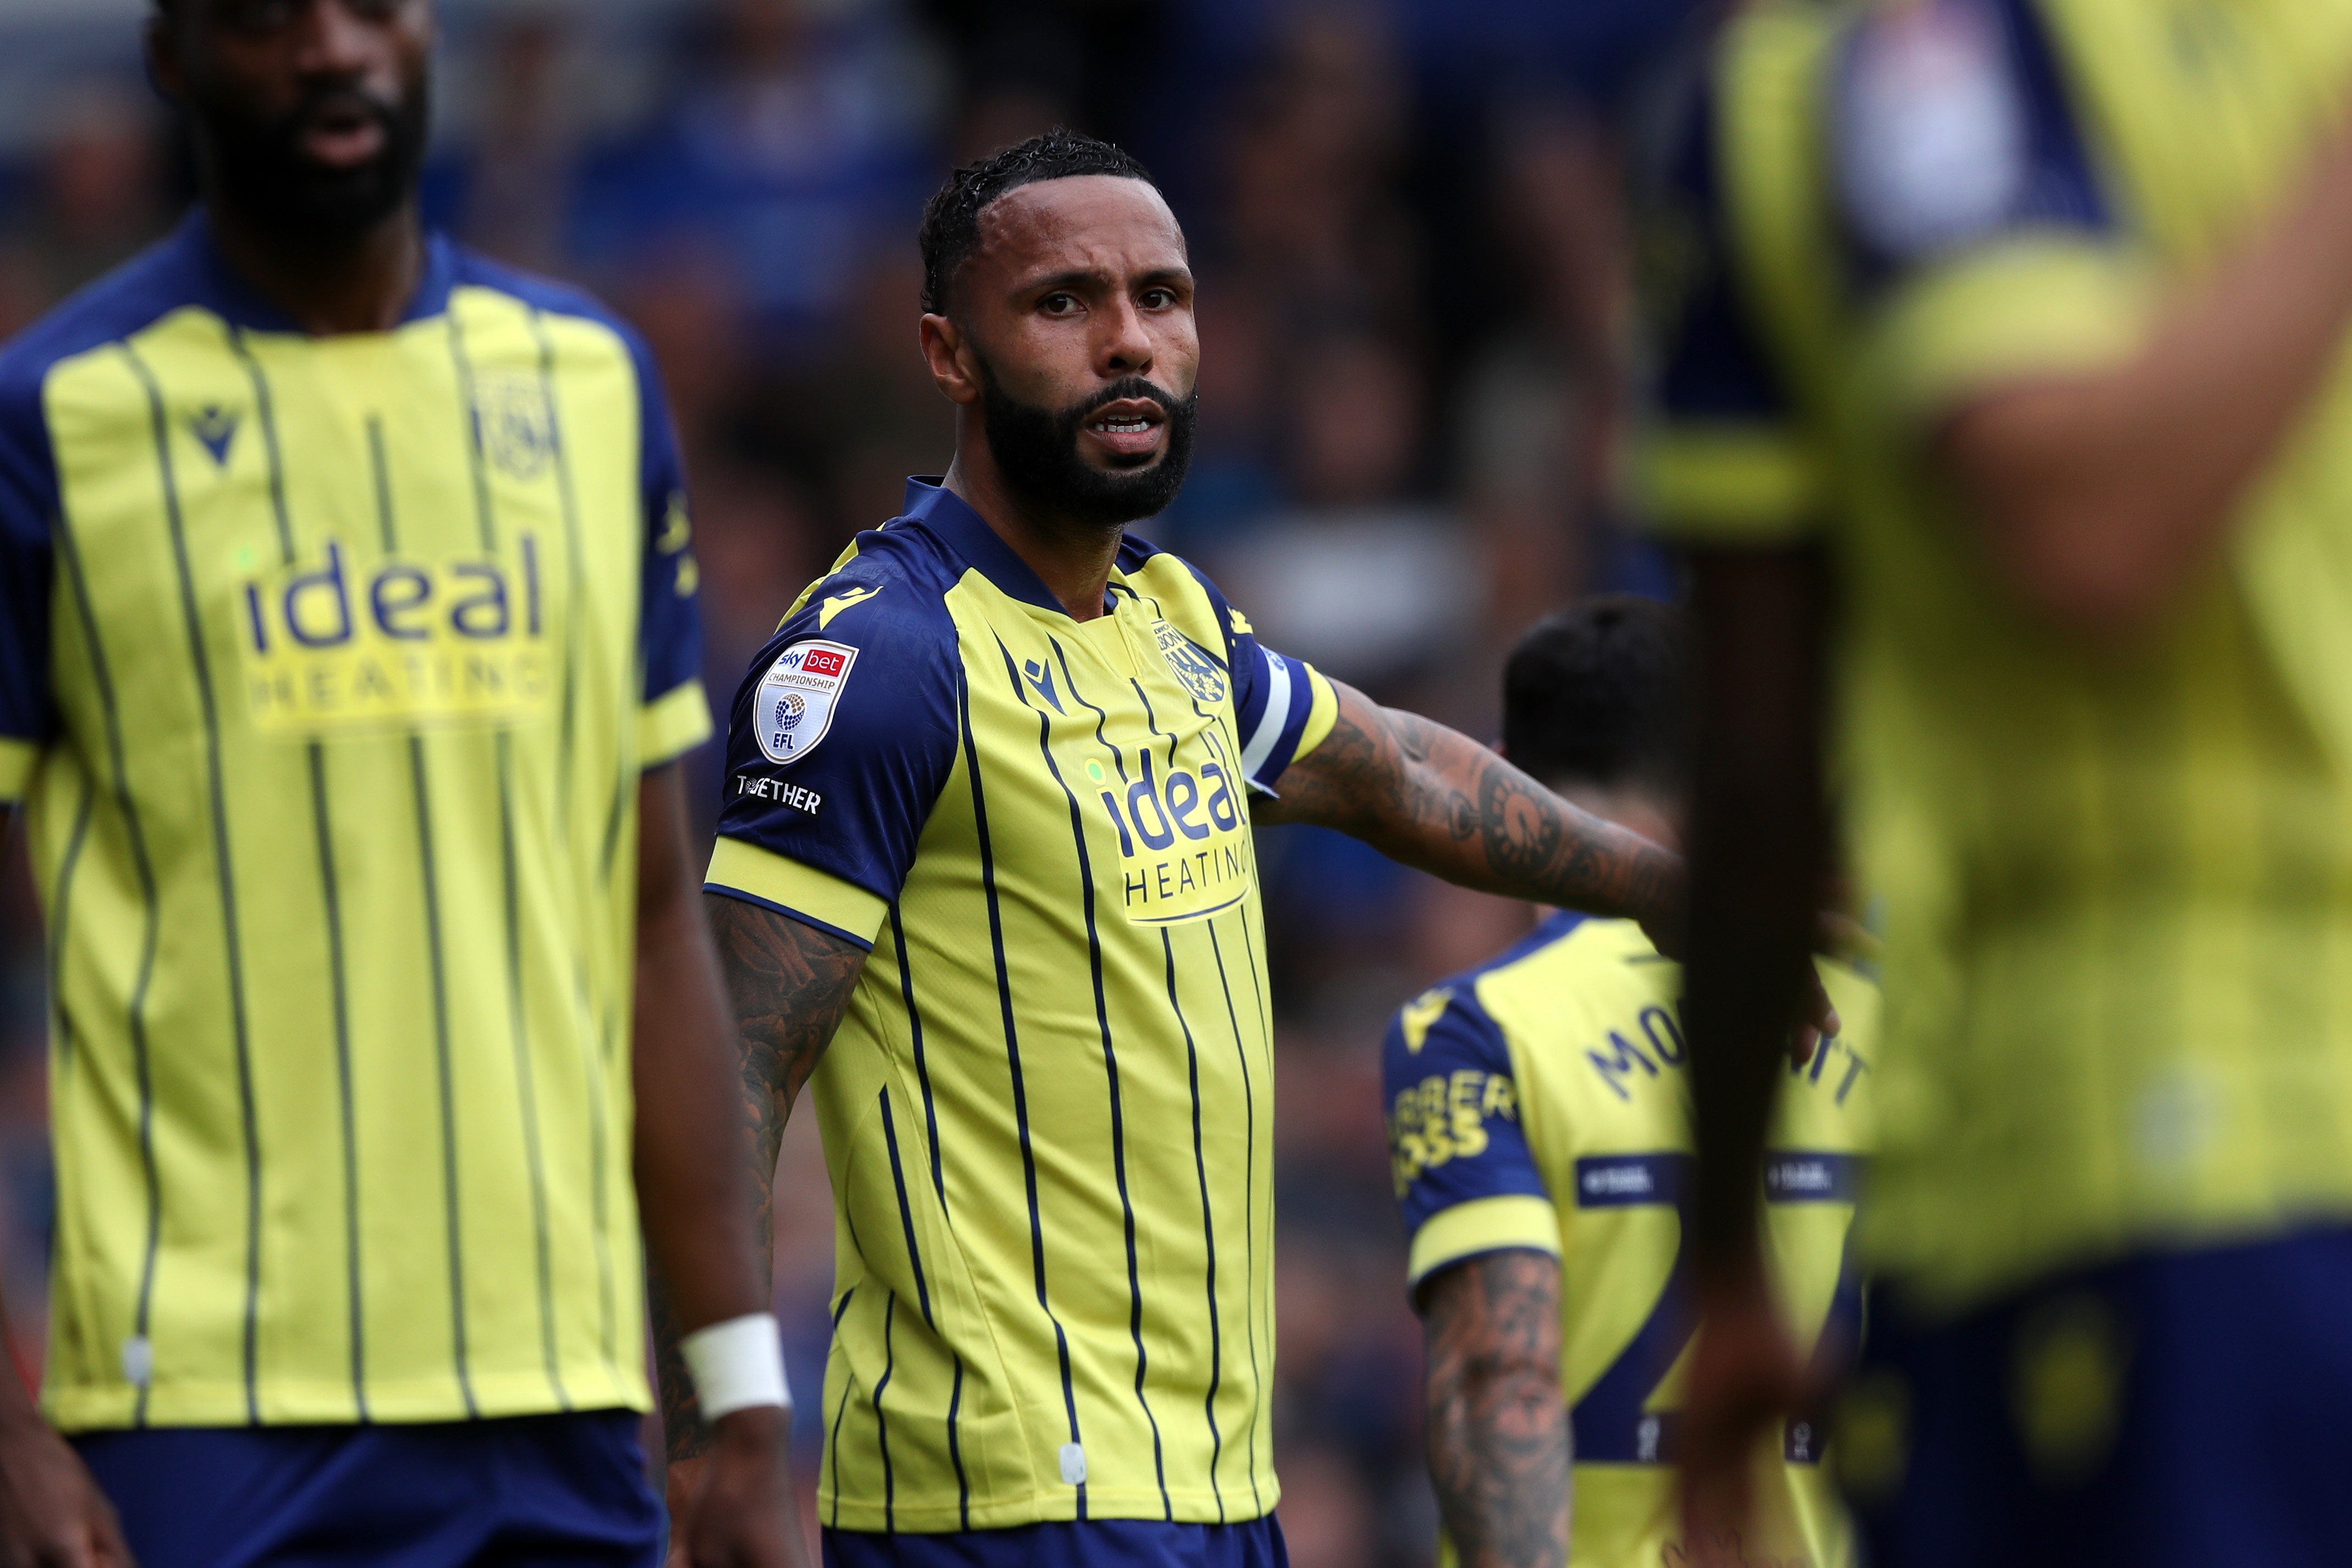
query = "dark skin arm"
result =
(1256, 680, 1685, 944)
(654, 894, 865, 1564)
(1419, 1251, 1570, 1568)
(1673, 547, 1833, 1541)
(634, 767, 814, 1568)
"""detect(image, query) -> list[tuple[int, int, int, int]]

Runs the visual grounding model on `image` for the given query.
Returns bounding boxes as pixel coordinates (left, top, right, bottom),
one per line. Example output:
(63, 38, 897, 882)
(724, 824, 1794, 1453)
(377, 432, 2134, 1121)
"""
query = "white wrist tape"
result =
(680, 1312, 790, 1421)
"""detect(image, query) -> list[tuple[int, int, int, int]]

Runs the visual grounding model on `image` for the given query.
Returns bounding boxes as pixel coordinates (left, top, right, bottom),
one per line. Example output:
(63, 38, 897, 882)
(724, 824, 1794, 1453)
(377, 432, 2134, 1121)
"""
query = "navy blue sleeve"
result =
(1828, 0, 2117, 291)
(1383, 984, 1549, 1244)
(0, 362, 57, 797)
(707, 564, 963, 937)
(630, 332, 705, 711)
(1651, 72, 1795, 428)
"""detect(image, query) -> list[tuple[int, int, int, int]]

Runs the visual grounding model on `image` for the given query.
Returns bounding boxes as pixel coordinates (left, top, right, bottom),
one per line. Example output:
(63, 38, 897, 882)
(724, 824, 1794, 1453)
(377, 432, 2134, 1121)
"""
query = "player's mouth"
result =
(1082, 399, 1167, 461)
(295, 95, 392, 170)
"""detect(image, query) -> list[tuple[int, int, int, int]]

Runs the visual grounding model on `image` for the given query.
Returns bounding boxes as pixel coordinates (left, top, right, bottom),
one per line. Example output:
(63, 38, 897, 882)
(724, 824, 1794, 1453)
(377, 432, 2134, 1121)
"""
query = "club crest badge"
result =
(472, 372, 557, 481)
(1153, 619, 1227, 703)
(755, 639, 859, 765)
(1836, 0, 2026, 262)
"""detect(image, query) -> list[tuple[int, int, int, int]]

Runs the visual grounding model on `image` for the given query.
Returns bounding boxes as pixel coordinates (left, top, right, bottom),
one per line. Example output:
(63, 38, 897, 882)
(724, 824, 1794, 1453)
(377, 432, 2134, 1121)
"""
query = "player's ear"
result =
(919, 312, 982, 408)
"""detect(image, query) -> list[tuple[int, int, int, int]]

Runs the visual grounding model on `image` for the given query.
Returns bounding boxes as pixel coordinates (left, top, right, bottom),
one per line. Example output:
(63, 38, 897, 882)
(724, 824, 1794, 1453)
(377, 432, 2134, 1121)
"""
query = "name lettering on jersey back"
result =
(1388, 1068, 1519, 1197)
(1087, 745, 1251, 925)
(238, 538, 550, 736)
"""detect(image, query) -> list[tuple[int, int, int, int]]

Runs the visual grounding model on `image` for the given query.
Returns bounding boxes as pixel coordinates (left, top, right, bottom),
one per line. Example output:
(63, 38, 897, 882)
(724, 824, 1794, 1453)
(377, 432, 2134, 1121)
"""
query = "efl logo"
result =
(755, 639, 859, 766)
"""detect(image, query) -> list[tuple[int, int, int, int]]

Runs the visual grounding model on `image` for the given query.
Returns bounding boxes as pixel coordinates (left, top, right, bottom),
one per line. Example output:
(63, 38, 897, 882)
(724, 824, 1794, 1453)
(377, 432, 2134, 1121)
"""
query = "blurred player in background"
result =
(1385, 598, 1873, 1568)
(0, 2, 798, 1563)
(1646, 1, 2352, 1563)
(656, 130, 1706, 1568)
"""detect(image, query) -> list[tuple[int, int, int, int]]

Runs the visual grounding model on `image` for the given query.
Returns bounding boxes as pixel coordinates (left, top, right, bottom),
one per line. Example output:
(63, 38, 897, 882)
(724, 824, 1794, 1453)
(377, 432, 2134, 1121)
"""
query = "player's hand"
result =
(1678, 1263, 1810, 1552)
(0, 1407, 131, 1568)
(662, 1454, 708, 1568)
(675, 1407, 807, 1568)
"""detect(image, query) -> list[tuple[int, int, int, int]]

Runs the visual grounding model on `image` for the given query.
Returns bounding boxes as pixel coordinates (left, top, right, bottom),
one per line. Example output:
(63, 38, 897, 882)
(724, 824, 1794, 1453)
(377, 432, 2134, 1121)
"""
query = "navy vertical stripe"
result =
(1165, 930, 1226, 1519)
(43, 777, 95, 1075)
(368, 423, 479, 1418)
(873, 1292, 898, 1532)
(52, 520, 164, 1424)
(1016, 637, 1168, 1515)
(127, 346, 265, 1424)
(887, 905, 948, 1212)
(877, 1090, 933, 1327)
(1205, 919, 1265, 1509)
(826, 1285, 858, 1530)
(249, 350, 368, 1421)
(883, 905, 970, 1524)
(448, 316, 568, 1409)
(956, 663, 1086, 1514)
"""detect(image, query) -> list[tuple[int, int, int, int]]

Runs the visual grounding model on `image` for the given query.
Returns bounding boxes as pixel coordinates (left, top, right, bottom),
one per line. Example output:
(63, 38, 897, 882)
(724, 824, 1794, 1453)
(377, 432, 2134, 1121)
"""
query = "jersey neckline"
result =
(159, 208, 460, 338)
(898, 476, 1118, 619)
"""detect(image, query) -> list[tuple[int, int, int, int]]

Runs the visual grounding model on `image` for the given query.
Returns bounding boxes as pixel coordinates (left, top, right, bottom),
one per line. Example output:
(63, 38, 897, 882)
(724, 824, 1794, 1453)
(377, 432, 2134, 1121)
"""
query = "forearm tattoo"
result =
(1422, 1251, 1570, 1568)
(1260, 686, 1683, 930)
(655, 895, 866, 1463)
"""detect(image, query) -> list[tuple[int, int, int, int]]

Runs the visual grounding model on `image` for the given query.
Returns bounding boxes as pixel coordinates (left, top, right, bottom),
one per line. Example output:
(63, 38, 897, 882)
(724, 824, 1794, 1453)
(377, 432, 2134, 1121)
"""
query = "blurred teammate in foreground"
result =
(0, 2, 797, 1564)
(656, 130, 1700, 1568)
(1385, 599, 1873, 1568)
(1648, 2, 2352, 1563)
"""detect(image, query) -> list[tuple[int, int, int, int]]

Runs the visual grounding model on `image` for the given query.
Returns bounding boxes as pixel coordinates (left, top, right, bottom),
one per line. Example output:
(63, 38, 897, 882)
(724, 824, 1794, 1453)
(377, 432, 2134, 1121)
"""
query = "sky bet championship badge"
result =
(755, 639, 859, 765)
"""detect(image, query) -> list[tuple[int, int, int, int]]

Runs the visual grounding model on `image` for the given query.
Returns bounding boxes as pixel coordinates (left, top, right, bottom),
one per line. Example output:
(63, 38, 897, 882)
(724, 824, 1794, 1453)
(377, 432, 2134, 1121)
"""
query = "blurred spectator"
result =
(573, 0, 944, 358)
(0, 79, 169, 335)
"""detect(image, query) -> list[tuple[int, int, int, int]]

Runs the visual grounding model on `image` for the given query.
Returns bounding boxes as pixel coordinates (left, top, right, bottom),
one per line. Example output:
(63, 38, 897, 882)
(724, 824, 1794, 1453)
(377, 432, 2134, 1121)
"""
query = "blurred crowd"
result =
(0, 1, 1704, 1560)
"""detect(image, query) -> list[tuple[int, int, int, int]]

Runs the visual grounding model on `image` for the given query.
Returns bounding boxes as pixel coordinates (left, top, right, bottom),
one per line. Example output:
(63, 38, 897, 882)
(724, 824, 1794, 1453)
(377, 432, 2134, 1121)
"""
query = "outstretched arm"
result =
(1255, 680, 1684, 945)
(1419, 1251, 1570, 1568)
(651, 889, 865, 1557)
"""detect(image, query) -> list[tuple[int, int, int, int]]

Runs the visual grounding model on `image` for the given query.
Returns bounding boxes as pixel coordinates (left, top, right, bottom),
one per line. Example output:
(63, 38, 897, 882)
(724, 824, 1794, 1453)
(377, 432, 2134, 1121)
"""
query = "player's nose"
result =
(295, 0, 393, 79)
(1100, 294, 1155, 376)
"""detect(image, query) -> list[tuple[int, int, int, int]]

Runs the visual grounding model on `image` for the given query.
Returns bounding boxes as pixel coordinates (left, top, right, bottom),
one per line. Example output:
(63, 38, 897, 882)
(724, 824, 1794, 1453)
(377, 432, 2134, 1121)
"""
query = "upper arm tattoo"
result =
(1421, 1250, 1570, 1568)
(657, 894, 866, 1462)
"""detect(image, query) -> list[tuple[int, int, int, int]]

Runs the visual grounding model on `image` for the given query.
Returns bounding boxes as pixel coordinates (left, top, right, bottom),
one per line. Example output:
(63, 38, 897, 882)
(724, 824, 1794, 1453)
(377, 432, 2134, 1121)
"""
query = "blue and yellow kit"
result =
(0, 215, 707, 1429)
(1644, 0, 2352, 1313)
(1386, 914, 1877, 1568)
(706, 479, 1337, 1533)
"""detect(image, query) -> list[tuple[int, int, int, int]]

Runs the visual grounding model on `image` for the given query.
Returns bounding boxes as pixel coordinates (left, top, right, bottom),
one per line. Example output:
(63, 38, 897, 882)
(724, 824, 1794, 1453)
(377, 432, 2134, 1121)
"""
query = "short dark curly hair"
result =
(1502, 597, 1691, 795)
(917, 128, 1157, 317)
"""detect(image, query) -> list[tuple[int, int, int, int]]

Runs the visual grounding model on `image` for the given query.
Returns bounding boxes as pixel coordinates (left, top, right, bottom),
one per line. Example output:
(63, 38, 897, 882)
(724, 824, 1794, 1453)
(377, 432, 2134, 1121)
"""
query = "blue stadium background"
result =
(0, 1, 1697, 1559)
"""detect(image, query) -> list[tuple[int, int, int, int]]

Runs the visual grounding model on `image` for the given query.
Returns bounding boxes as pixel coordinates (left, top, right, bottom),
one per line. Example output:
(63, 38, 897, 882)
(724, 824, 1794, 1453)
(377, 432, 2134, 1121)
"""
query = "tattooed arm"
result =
(1419, 1251, 1570, 1568)
(652, 889, 865, 1558)
(1256, 680, 1685, 944)
(634, 769, 820, 1567)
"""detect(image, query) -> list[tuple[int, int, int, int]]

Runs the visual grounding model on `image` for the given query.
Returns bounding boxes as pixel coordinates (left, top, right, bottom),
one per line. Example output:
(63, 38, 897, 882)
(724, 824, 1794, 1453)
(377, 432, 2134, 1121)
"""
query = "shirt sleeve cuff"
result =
(1293, 666, 1339, 762)
(1406, 1194, 1562, 1288)
(1637, 425, 1825, 546)
(640, 679, 715, 769)
(1864, 237, 2158, 425)
(704, 835, 887, 950)
(0, 738, 34, 802)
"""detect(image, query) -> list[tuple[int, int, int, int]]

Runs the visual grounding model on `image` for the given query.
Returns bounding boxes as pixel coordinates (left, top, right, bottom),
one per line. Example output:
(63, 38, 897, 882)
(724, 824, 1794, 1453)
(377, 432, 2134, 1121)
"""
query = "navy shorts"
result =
(823, 1516, 1288, 1568)
(74, 1410, 662, 1568)
(1845, 1226, 2352, 1568)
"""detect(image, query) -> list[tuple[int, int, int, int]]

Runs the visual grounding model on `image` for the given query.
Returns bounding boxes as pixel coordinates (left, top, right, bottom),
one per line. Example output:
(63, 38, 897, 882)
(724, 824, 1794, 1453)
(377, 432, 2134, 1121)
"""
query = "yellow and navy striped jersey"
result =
(705, 478, 1337, 1532)
(1644, 0, 2352, 1311)
(0, 214, 709, 1430)
(1385, 915, 1877, 1568)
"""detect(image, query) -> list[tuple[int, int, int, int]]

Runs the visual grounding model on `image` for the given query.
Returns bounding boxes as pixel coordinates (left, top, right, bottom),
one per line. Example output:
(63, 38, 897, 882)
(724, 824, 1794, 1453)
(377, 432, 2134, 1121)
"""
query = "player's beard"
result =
(193, 78, 431, 243)
(977, 363, 1197, 533)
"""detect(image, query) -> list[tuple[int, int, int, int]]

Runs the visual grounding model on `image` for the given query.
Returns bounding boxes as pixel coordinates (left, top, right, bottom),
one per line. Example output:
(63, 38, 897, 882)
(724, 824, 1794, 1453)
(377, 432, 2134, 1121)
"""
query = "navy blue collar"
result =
(899, 476, 1113, 618)
(168, 208, 459, 336)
